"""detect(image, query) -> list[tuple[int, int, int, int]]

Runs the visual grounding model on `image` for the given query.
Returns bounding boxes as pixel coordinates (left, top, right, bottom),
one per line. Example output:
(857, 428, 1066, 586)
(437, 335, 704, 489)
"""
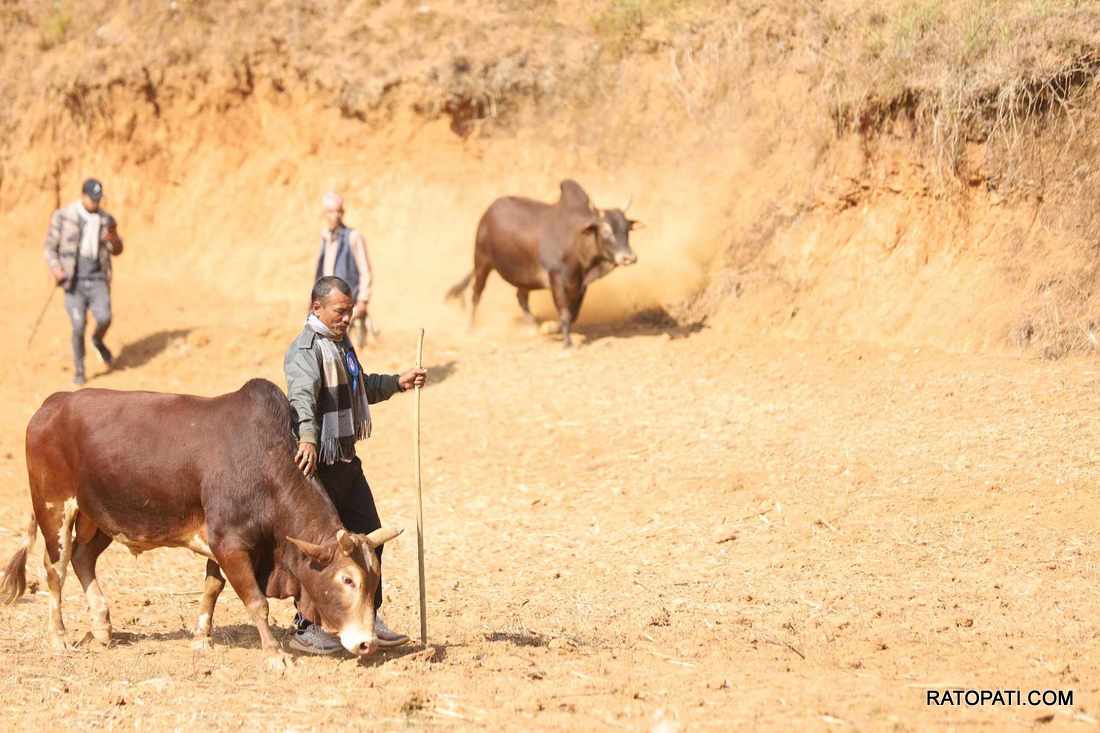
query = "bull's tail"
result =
(445, 270, 474, 302)
(0, 513, 37, 604)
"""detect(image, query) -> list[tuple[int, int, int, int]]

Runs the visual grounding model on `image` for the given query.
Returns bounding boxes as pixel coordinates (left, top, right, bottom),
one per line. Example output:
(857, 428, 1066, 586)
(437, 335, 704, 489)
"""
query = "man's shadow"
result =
(111, 329, 192, 371)
(425, 360, 458, 387)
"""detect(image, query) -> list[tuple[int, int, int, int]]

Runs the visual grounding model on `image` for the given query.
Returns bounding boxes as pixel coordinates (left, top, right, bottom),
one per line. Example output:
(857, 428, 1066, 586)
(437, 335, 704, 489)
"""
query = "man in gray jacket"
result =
(44, 178, 124, 385)
(283, 275, 426, 654)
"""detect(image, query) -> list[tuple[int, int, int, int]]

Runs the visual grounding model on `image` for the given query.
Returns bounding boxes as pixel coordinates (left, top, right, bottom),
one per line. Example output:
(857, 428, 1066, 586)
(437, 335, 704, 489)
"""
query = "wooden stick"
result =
(415, 328, 427, 646)
(27, 286, 58, 347)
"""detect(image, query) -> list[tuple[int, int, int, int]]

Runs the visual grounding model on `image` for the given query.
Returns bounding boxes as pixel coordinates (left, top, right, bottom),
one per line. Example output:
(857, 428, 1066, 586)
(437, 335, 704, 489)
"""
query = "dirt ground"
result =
(1, 3, 1099, 727)
(1, 245, 1099, 731)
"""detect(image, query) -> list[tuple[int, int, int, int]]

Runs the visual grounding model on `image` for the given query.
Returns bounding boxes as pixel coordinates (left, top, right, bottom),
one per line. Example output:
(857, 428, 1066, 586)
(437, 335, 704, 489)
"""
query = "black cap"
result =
(82, 178, 104, 202)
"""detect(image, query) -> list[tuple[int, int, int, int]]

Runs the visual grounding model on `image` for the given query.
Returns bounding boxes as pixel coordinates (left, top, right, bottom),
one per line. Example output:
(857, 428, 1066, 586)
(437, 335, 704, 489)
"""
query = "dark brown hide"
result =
(2, 379, 390, 658)
(446, 179, 639, 347)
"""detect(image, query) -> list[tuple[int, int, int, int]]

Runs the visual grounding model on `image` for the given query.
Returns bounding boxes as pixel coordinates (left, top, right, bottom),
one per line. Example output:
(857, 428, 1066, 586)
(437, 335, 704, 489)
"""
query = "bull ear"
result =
(628, 219, 643, 231)
(359, 527, 403, 549)
(336, 529, 358, 557)
(286, 536, 335, 565)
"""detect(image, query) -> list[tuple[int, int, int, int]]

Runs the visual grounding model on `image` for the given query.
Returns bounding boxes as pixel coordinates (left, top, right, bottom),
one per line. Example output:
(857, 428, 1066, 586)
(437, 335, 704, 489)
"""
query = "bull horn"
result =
(360, 527, 404, 549)
(336, 529, 358, 557)
(622, 196, 632, 213)
(286, 536, 335, 564)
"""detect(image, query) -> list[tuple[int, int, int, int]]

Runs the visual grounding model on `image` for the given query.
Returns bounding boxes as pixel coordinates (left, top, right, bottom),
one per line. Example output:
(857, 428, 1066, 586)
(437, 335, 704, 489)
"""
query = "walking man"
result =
(316, 191, 376, 348)
(44, 178, 124, 386)
(284, 275, 427, 654)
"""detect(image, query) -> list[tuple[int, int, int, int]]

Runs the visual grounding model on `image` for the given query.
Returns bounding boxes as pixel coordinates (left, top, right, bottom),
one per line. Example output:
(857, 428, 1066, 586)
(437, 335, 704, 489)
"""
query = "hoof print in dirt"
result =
(648, 608, 671, 627)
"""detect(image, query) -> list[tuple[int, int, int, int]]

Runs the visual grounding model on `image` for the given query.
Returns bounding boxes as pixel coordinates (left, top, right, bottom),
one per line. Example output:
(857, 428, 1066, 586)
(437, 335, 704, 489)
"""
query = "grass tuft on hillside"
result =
(818, 0, 1100, 174)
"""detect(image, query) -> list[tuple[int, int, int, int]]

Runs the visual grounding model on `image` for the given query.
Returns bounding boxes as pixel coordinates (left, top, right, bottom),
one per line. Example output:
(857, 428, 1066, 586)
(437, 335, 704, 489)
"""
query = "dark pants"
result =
(297, 457, 383, 628)
(64, 279, 111, 375)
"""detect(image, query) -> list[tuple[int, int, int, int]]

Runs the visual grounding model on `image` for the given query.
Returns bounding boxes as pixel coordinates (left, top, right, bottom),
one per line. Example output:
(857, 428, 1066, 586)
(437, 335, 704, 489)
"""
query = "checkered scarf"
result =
(306, 314, 372, 464)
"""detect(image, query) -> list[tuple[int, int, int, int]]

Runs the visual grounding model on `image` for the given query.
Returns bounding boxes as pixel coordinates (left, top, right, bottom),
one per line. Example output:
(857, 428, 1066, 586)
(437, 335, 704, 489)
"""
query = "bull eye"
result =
(342, 576, 355, 587)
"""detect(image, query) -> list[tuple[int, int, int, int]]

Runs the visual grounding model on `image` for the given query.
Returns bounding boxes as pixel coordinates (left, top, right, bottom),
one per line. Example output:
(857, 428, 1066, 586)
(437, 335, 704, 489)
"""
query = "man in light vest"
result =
(316, 192, 376, 348)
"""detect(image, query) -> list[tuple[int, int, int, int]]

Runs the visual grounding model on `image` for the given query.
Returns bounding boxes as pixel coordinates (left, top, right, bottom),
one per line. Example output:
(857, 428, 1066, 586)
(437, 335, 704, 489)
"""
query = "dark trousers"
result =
(318, 456, 384, 612)
(63, 279, 111, 374)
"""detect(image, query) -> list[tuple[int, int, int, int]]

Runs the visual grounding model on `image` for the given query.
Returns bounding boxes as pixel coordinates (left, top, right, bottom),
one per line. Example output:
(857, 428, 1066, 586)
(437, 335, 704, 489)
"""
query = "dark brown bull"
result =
(0, 379, 399, 667)
(447, 179, 640, 347)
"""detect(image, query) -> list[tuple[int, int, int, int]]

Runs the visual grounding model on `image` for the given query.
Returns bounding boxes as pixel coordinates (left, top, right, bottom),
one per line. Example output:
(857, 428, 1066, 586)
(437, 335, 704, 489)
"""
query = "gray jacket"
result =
(283, 325, 402, 444)
(44, 201, 123, 291)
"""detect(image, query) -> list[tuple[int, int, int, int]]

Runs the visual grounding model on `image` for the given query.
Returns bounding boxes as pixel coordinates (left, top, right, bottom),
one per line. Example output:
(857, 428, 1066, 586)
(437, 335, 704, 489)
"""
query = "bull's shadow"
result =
(110, 623, 275, 649)
(573, 306, 707, 345)
(98, 624, 448, 663)
(110, 624, 286, 650)
(110, 328, 193, 372)
(110, 627, 205, 646)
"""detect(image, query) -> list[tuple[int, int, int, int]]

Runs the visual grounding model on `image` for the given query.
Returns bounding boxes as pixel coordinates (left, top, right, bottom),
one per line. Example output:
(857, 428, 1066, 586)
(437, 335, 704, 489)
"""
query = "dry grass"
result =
(590, 0, 714, 57)
(819, 0, 1100, 177)
(9, 0, 1098, 179)
(36, 2, 72, 51)
(0, 0, 598, 146)
(5, 0, 1100, 364)
(1014, 262, 1100, 359)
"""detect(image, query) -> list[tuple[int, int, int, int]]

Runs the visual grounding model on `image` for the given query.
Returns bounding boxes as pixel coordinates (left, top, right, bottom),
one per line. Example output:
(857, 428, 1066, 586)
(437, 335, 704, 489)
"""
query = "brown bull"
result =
(0, 379, 399, 665)
(447, 179, 639, 347)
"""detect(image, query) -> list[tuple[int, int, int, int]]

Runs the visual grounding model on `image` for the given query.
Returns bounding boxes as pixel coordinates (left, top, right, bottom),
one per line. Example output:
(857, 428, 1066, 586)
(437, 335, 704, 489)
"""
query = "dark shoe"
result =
(92, 339, 114, 368)
(73, 372, 86, 387)
(374, 613, 410, 648)
(288, 623, 343, 655)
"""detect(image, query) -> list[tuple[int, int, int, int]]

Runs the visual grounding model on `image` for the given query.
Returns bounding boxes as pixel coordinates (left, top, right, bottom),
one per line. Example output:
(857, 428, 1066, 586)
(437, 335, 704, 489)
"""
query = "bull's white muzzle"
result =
(339, 624, 377, 656)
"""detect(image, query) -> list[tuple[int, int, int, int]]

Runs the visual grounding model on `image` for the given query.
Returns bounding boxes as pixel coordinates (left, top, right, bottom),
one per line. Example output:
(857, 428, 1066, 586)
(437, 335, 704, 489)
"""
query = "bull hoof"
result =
(49, 634, 73, 654)
(75, 630, 110, 648)
(91, 627, 112, 646)
(191, 636, 213, 652)
(266, 652, 294, 673)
